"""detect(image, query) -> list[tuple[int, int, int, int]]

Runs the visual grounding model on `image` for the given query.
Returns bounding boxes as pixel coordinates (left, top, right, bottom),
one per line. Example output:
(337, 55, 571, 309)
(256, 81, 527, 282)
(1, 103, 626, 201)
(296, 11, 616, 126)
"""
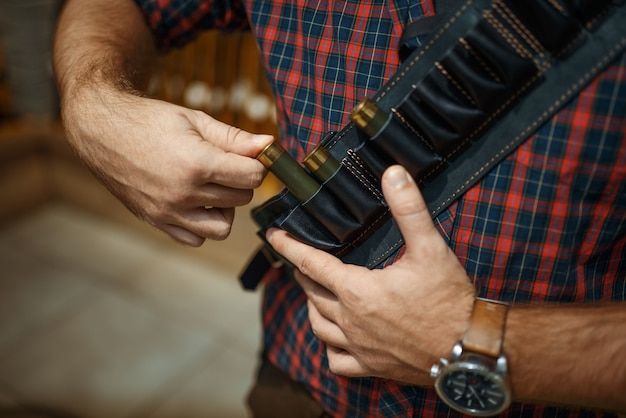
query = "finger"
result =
(294, 270, 341, 330)
(381, 165, 440, 250)
(196, 112, 274, 159)
(326, 346, 369, 377)
(294, 270, 338, 319)
(158, 206, 235, 244)
(189, 113, 273, 189)
(191, 206, 235, 241)
(194, 143, 269, 190)
(267, 228, 353, 294)
(196, 183, 254, 208)
(159, 223, 205, 247)
(307, 299, 349, 348)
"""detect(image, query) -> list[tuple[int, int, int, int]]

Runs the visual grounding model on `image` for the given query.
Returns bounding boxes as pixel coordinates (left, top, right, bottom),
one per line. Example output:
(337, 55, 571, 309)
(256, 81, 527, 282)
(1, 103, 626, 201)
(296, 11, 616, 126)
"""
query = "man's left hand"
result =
(266, 165, 476, 385)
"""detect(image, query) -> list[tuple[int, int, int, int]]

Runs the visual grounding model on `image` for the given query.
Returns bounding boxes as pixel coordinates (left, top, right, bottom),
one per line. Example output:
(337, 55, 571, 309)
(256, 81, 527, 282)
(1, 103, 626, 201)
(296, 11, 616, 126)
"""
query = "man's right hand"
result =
(53, 0, 274, 246)
(62, 85, 273, 246)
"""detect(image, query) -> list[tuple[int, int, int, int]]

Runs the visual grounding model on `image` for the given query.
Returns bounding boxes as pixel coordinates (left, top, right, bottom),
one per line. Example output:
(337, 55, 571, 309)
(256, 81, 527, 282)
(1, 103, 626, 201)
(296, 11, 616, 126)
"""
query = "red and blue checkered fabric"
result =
(136, 1, 626, 416)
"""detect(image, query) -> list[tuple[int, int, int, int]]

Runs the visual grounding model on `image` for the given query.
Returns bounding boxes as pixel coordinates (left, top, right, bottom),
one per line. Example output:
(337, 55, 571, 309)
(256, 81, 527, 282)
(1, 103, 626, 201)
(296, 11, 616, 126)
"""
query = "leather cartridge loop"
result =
(243, 0, 626, 290)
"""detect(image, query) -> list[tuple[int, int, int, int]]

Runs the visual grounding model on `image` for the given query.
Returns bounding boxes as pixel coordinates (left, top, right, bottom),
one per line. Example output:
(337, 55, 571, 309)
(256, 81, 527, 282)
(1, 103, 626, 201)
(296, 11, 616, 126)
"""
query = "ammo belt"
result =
(240, 0, 626, 290)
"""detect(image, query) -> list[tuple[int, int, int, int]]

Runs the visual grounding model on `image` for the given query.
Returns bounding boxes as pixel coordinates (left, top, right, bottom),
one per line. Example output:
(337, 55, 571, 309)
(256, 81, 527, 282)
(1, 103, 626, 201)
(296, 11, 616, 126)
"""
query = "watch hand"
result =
(469, 384, 486, 409)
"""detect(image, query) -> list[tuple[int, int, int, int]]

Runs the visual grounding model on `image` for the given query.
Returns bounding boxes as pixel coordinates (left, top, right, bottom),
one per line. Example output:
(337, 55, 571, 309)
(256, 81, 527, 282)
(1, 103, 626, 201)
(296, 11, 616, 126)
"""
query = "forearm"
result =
(53, 0, 156, 99)
(506, 303, 626, 412)
(52, 0, 157, 186)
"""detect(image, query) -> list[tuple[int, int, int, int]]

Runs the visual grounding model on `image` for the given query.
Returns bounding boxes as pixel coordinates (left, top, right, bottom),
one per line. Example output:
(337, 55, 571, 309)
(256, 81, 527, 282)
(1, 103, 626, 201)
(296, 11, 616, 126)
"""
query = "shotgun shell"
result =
(350, 98, 390, 138)
(256, 141, 321, 203)
(303, 143, 341, 182)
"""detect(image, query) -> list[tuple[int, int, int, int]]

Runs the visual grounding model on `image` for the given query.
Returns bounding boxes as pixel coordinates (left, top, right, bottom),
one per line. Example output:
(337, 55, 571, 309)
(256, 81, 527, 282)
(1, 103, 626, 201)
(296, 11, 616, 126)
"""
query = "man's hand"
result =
(63, 87, 273, 246)
(267, 165, 626, 410)
(54, 0, 273, 247)
(266, 165, 476, 385)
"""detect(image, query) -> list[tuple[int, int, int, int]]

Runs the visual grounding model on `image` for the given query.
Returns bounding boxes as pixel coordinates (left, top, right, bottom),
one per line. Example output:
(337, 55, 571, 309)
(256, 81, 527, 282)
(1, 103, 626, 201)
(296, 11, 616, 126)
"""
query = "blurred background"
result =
(0, 1, 281, 417)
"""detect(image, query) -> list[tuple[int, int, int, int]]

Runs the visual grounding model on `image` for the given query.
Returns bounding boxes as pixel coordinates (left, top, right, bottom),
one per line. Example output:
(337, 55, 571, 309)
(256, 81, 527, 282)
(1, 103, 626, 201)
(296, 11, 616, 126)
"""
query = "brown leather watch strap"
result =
(463, 298, 510, 358)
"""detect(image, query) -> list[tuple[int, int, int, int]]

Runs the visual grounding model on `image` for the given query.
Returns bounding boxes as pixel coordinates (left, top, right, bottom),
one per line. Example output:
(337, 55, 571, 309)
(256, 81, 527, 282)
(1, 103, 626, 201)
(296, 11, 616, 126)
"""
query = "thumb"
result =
(194, 111, 274, 158)
(233, 132, 276, 159)
(381, 165, 439, 250)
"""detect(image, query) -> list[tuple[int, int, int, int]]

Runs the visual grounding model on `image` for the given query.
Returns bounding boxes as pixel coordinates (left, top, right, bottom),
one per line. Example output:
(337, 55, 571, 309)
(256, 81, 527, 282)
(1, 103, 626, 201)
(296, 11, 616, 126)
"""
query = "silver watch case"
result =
(430, 342, 512, 416)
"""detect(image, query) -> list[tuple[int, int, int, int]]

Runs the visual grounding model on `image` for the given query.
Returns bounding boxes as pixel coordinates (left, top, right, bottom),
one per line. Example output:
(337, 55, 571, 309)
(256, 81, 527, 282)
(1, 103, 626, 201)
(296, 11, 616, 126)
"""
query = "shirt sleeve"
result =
(134, 0, 250, 51)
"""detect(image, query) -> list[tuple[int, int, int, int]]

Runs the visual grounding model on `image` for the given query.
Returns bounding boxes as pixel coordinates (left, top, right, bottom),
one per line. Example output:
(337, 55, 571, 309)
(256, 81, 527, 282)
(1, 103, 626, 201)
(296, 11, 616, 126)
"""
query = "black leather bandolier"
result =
(240, 0, 626, 290)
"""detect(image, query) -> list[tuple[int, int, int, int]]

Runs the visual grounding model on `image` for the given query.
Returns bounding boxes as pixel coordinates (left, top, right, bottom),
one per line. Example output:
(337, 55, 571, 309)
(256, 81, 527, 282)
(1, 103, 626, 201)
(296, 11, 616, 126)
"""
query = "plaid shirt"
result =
(136, 1, 626, 416)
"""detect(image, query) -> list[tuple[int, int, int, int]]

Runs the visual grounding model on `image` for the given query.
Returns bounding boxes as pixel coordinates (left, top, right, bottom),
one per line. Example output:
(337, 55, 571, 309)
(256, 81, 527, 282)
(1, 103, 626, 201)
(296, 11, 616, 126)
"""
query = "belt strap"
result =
(399, 0, 461, 60)
(240, 0, 626, 290)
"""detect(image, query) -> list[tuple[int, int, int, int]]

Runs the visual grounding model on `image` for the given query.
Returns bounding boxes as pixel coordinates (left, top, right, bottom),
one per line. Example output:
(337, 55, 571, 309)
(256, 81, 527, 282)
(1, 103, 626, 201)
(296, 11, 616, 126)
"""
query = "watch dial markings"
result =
(443, 371, 505, 412)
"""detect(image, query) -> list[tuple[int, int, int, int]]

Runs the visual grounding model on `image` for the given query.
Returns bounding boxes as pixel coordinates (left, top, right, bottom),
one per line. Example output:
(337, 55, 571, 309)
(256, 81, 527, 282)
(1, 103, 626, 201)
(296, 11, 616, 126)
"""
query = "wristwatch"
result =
(430, 298, 512, 416)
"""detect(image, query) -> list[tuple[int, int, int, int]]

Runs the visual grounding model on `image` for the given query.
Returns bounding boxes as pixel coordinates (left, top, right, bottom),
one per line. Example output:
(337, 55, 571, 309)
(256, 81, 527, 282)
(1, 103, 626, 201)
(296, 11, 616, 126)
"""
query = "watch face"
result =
(435, 360, 511, 416)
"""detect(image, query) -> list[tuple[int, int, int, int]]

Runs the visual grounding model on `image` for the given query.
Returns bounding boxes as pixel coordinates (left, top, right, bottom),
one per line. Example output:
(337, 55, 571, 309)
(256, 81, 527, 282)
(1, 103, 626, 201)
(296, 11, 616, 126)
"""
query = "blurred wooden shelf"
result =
(0, 118, 58, 221)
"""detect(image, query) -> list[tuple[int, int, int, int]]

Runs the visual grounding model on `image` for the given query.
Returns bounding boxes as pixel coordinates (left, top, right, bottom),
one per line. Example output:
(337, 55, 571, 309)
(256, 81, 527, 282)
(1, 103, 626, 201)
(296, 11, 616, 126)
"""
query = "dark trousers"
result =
(247, 356, 332, 418)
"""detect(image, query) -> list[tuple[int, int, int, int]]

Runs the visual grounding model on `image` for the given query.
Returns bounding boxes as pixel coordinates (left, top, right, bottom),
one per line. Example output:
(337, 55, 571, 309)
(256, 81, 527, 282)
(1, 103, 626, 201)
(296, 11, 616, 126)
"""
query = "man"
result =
(53, 0, 626, 416)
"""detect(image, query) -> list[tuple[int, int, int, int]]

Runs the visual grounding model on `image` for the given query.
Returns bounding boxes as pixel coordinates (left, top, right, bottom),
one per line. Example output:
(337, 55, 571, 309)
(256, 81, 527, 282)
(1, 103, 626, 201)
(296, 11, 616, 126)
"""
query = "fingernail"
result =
(265, 228, 276, 244)
(386, 166, 411, 189)
(253, 134, 274, 147)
